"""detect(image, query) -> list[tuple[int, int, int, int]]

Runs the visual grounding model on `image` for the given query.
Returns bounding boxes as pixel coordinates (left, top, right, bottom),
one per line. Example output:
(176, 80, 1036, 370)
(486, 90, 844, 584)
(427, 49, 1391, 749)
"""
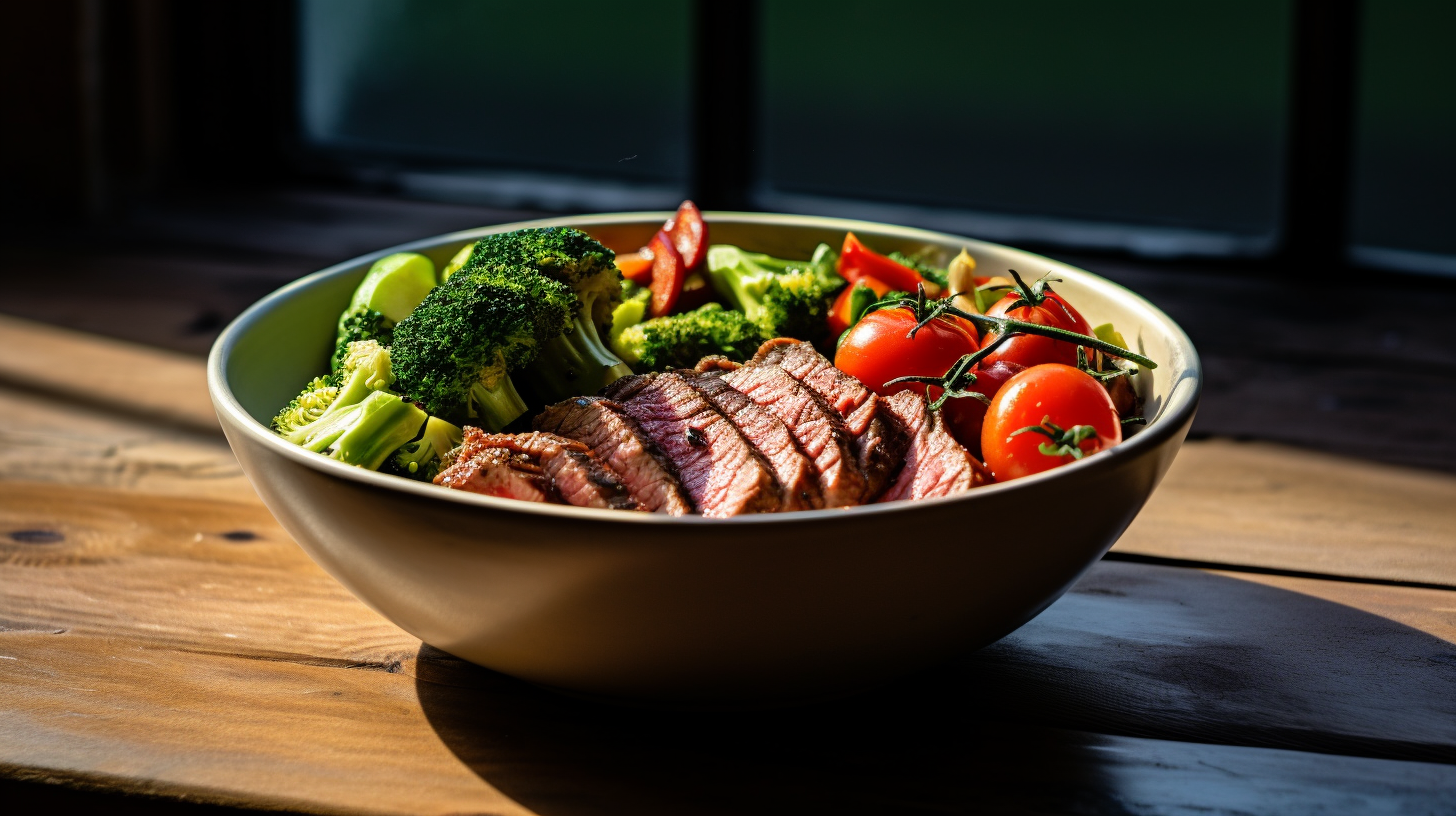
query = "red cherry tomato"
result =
(837, 232, 931, 293)
(827, 275, 892, 336)
(980, 364, 1121, 481)
(647, 230, 684, 317)
(941, 359, 1024, 458)
(979, 287, 1093, 369)
(834, 307, 982, 446)
(663, 200, 707, 270)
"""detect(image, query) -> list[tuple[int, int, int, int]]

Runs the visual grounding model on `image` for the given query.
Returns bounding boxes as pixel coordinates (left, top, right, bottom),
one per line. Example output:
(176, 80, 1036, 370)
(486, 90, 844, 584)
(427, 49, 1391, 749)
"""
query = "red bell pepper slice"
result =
(663, 200, 708, 270)
(827, 274, 892, 336)
(837, 232, 927, 292)
(647, 230, 685, 317)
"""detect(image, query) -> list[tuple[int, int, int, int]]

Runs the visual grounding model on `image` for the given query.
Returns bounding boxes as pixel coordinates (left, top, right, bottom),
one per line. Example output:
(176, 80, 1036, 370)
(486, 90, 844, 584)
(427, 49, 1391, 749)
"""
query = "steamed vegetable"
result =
(386, 416, 464, 481)
(332, 253, 437, 370)
(272, 340, 422, 465)
(613, 303, 764, 370)
(705, 243, 845, 342)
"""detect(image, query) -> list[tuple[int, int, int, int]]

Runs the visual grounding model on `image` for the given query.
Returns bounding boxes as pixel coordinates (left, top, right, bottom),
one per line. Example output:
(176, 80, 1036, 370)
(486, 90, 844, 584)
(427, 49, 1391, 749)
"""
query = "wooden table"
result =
(4, 312, 1456, 814)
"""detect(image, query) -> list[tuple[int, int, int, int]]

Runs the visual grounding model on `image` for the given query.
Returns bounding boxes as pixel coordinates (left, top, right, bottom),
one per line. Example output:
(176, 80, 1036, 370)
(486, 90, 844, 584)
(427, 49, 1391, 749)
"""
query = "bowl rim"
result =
(207, 211, 1202, 526)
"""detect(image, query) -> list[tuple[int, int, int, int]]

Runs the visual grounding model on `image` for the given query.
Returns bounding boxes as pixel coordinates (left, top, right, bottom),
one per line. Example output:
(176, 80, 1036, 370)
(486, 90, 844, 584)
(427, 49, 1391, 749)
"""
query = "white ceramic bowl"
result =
(208, 213, 1200, 705)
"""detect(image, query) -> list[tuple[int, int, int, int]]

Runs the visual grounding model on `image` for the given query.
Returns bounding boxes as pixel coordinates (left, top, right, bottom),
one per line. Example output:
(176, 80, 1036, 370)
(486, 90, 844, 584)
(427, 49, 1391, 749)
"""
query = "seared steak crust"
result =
(719, 363, 866, 508)
(753, 339, 910, 501)
(603, 373, 783, 518)
(434, 446, 555, 503)
(683, 371, 823, 511)
(878, 390, 991, 502)
(534, 397, 691, 515)
(461, 430, 639, 511)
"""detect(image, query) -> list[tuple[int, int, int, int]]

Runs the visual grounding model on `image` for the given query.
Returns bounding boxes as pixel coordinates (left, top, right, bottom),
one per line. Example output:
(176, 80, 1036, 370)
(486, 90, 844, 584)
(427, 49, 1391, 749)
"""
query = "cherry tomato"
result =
(837, 232, 932, 293)
(827, 275, 892, 336)
(616, 250, 654, 285)
(940, 359, 1024, 458)
(980, 363, 1121, 481)
(647, 230, 684, 317)
(979, 286, 1093, 369)
(663, 200, 707, 270)
(834, 307, 983, 446)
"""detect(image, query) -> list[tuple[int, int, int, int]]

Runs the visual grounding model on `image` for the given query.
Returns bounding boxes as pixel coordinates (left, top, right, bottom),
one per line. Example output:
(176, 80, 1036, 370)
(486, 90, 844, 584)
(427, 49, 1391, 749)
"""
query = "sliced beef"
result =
(753, 339, 910, 501)
(458, 430, 638, 511)
(603, 373, 783, 518)
(434, 446, 555, 503)
(683, 372, 823, 511)
(534, 397, 692, 515)
(877, 390, 992, 502)
(718, 363, 866, 508)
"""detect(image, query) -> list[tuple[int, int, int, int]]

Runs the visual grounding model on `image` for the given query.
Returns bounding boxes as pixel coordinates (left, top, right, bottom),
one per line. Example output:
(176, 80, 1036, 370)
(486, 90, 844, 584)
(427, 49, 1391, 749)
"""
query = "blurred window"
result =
(756, 1, 1294, 257)
(1348, 0, 1456, 276)
(298, 0, 692, 208)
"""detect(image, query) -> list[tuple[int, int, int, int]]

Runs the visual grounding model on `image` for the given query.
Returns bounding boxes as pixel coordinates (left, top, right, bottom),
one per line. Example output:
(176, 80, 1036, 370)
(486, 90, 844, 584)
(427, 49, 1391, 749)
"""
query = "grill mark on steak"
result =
(442, 428, 639, 510)
(753, 339, 910, 501)
(603, 373, 783, 518)
(534, 397, 692, 515)
(683, 371, 823, 511)
(718, 363, 866, 508)
(434, 447, 556, 503)
(878, 390, 991, 502)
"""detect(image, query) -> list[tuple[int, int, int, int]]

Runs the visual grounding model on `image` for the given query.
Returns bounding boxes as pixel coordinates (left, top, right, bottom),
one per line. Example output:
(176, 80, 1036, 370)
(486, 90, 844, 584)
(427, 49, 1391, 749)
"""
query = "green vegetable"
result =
(441, 242, 475, 281)
(613, 303, 765, 370)
(705, 243, 845, 342)
(324, 391, 428, 469)
(609, 287, 652, 350)
(390, 257, 575, 430)
(1092, 322, 1129, 350)
(459, 228, 631, 402)
(386, 416, 464, 481)
(332, 252, 437, 370)
(887, 251, 950, 289)
(272, 340, 404, 456)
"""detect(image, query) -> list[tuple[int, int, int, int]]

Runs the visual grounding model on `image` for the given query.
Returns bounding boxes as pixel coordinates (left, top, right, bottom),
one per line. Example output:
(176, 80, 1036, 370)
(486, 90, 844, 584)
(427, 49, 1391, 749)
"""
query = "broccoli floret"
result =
(613, 303, 765, 371)
(390, 261, 575, 429)
(706, 243, 845, 342)
(461, 228, 631, 400)
(273, 339, 401, 454)
(385, 416, 464, 481)
(332, 252, 437, 370)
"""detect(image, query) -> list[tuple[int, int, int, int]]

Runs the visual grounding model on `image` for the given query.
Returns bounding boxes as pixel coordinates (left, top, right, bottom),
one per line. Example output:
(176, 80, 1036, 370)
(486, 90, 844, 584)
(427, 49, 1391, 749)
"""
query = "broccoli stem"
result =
(526, 302, 632, 401)
(469, 375, 529, 432)
(390, 416, 464, 480)
(327, 391, 428, 469)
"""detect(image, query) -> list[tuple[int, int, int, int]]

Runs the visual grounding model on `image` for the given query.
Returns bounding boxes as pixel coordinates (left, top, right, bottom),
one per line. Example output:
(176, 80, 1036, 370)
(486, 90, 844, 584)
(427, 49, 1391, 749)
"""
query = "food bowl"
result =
(208, 212, 1200, 705)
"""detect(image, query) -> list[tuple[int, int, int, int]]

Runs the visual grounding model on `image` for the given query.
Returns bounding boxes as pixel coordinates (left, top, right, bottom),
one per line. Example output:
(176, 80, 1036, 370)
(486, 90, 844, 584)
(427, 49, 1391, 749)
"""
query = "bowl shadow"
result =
(414, 563, 1456, 815)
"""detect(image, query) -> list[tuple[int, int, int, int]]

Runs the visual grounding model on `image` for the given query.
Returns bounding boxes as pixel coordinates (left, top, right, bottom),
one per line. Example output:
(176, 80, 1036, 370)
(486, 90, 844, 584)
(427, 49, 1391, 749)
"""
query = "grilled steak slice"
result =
(878, 390, 991, 502)
(434, 446, 555, 503)
(718, 363, 866, 508)
(603, 373, 783, 517)
(753, 339, 910, 501)
(683, 371, 823, 511)
(457, 430, 638, 511)
(534, 397, 691, 515)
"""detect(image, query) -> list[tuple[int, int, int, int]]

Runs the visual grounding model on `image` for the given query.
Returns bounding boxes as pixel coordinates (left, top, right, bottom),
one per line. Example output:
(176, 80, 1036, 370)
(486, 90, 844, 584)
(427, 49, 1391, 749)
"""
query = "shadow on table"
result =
(414, 565, 1456, 815)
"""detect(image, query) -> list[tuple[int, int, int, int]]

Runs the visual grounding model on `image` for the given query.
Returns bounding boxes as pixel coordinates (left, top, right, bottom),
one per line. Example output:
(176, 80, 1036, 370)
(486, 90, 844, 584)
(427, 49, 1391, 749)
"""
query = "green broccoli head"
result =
(705, 243, 845, 342)
(613, 303, 765, 371)
(389, 264, 575, 428)
(272, 339, 397, 450)
(271, 376, 339, 435)
(385, 416, 464, 481)
(332, 307, 394, 371)
(462, 227, 631, 400)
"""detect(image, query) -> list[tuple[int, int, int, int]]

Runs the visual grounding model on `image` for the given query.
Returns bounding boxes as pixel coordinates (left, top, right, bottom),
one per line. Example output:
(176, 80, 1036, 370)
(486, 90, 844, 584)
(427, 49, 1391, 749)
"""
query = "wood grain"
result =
(5, 633, 1456, 816)
(1114, 438, 1456, 586)
(0, 313, 218, 433)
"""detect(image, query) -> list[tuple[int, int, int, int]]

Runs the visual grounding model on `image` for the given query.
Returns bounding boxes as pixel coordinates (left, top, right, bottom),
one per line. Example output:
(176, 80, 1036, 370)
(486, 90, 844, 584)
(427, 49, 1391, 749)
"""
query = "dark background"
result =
(2, 0, 1453, 472)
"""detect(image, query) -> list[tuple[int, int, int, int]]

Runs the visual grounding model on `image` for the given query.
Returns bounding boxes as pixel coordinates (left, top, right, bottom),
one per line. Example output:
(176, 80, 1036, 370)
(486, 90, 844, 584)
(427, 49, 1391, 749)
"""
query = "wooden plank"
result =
(5, 479, 1456, 763)
(1113, 438, 1456, 586)
(0, 314, 218, 433)
(4, 633, 1456, 816)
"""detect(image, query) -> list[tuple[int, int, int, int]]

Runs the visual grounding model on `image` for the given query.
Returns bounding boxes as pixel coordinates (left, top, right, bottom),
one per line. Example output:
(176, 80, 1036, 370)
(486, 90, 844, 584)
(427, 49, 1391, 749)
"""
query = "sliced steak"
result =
(458, 430, 638, 511)
(434, 447, 555, 503)
(753, 339, 910, 501)
(683, 372, 823, 511)
(534, 397, 692, 515)
(718, 363, 866, 508)
(603, 373, 783, 518)
(878, 390, 992, 502)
